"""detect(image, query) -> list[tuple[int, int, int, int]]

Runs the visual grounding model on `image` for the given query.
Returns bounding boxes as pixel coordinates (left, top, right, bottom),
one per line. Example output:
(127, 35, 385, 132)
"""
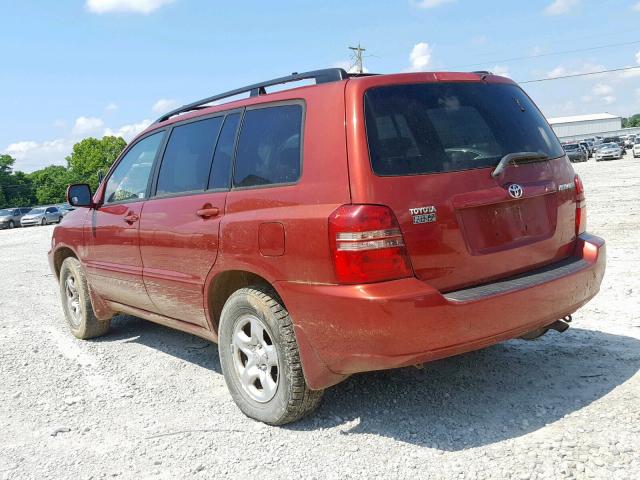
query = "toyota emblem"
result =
(508, 183, 523, 199)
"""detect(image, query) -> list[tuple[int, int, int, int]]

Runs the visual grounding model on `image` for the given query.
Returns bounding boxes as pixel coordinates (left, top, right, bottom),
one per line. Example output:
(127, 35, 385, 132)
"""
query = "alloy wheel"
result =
(65, 274, 82, 328)
(231, 314, 280, 403)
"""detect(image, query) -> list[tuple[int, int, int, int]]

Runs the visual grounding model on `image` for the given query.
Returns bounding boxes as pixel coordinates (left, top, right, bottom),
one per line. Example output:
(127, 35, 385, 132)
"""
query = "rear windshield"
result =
(364, 82, 564, 176)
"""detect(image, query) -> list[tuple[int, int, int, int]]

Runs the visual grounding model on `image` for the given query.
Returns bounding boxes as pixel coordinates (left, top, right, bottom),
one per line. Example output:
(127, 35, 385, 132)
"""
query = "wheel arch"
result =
(52, 246, 79, 279)
(205, 269, 278, 336)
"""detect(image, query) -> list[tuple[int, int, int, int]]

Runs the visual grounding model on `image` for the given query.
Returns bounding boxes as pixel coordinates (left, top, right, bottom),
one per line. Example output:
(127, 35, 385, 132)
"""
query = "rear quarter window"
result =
(364, 83, 564, 176)
(233, 104, 303, 188)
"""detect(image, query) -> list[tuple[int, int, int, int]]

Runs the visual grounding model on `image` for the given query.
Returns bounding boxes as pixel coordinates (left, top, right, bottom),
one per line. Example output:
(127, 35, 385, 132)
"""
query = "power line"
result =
(519, 65, 640, 83)
(450, 39, 640, 69)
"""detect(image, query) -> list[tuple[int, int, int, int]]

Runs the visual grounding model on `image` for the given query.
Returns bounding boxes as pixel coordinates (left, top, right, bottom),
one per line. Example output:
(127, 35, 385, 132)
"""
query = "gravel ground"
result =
(1, 155, 639, 480)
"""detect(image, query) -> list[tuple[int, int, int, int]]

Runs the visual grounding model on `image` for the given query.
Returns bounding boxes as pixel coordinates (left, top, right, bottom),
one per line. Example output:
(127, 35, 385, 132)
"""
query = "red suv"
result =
(50, 68, 605, 425)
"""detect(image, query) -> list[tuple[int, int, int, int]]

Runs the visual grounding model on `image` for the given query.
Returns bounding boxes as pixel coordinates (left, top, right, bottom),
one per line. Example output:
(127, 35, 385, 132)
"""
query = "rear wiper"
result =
(491, 152, 549, 178)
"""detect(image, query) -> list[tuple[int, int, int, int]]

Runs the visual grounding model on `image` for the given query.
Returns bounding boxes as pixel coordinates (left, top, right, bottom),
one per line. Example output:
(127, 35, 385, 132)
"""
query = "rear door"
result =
(139, 112, 241, 326)
(348, 76, 578, 291)
(84, 131, 165, 311)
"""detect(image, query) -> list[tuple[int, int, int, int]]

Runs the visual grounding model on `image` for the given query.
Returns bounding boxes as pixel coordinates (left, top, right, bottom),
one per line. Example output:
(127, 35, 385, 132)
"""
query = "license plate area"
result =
(458, 194, 557, 255)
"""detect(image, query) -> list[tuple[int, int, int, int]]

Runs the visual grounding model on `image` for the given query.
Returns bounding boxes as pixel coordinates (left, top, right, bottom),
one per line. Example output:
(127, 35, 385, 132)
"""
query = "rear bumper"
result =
(277, 233, 605, 389)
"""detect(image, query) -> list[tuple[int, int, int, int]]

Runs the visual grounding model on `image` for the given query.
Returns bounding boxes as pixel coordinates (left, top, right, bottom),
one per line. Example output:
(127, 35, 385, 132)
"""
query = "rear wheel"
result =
(59, 257, 110, 339)
(218, 286, 323, 425)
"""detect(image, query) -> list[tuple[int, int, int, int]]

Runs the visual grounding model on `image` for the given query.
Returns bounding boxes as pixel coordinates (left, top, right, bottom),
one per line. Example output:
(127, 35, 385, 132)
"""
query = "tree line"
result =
(622, 114, 640, 128)
(0, 136, 126, 209)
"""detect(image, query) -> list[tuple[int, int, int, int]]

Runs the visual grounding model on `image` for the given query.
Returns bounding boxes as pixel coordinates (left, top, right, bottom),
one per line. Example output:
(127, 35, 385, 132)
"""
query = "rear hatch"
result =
(346, 74, 578, 291)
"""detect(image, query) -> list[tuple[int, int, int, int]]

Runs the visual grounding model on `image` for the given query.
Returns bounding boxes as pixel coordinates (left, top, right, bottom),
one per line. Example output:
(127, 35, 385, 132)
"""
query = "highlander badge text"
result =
(409, 206, 437, 224)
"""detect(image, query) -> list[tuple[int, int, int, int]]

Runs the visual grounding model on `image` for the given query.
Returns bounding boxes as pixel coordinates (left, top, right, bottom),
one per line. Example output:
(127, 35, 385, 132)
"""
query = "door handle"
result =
(196, 206, 220, 218)
(123, 212, 139, 224)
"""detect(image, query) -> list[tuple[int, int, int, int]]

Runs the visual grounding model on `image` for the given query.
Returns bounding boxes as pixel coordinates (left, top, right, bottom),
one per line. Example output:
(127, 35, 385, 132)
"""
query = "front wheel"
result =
(218, 286, 323, 425)
(41, 217, 47, 226)
(8, 220, 14, 229)
(59, 257, 111, 339)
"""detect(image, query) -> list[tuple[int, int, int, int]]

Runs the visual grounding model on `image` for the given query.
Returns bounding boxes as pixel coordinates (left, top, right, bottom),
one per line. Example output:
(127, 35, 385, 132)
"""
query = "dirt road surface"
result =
(1, 155, 638, 479)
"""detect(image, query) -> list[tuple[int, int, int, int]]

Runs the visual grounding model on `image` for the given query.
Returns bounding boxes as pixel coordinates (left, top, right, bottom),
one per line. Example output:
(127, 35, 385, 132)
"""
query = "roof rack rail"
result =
(154, 68, 349, 124)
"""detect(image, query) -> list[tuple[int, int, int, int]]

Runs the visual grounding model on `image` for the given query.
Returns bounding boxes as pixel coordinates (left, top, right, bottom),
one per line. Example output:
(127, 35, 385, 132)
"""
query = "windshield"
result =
(601, 143, 618, 148)
(564, 144, 579, 150)
(29, 208, 45, 214)
(364, 82, 564, 176)
(0, 209, 12, 216)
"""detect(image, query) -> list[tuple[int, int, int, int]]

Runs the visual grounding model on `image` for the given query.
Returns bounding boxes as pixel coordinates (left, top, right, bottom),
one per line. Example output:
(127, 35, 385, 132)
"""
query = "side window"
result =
(233, 104, 302, 188)
(208, 113, 241, 190)
(104, 132, 163, 204)
(156, 117, 223, 196)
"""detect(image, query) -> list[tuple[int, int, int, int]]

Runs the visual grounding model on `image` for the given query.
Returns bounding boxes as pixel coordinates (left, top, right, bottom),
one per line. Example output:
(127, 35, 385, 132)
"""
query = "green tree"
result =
(622, 114, 640, 128)
(0, 154, 35, 208)
(28, 165, 70, 205)
(66, 136, 126, 191)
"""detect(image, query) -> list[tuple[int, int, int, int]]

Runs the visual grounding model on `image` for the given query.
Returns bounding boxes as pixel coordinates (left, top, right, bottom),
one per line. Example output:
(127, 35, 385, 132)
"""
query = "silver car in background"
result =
(0, 207, 32, 229)
(595, 142, 622, 162)
(20, 206, 63, 226)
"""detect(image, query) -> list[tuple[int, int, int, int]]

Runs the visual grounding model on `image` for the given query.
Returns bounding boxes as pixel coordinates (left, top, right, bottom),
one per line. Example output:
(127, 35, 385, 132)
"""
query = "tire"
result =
(8, 220, 14, 229)
(59, 257, 110, 339)
(58, 216, 63, 223)
(218, 286, 323, 425)
(41, 217, 47, 226)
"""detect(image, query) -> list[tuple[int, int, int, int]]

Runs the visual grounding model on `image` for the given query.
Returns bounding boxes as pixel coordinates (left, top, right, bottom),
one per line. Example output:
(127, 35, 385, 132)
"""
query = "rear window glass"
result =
(364, 83, 564, 176)
(156, 117, 223, 196)
(233, 104, 302, 188)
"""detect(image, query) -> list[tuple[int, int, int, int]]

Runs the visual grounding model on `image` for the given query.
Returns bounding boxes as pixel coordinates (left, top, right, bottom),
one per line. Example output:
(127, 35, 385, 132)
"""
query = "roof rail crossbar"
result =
(154, 68, 349, 124)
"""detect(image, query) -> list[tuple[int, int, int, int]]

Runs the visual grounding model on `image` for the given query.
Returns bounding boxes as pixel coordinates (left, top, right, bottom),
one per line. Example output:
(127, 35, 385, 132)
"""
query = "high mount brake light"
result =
(574, 174, 586, 236)
(328, 205, 413, 284)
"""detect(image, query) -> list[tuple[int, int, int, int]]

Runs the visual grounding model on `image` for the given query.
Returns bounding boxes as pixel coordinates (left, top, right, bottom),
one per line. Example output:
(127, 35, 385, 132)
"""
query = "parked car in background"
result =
(603, 136, 626, 154)
(633, 140, 640, 158)
(595, 142, 622, 161)
(563, 143, 588, 162)
(21, 206, 63, 226)
(586, 136, 603, 147)
(0, 207, 31, 229)
(625, 135, 636, 148)
(579, 141, 593, 157)
(58, 204, 75, 217)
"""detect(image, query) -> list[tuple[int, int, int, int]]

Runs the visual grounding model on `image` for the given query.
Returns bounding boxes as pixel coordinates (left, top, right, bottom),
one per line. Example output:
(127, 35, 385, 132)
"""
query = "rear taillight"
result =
(328, 204, 413, 284)
(574, 174, 586, 235)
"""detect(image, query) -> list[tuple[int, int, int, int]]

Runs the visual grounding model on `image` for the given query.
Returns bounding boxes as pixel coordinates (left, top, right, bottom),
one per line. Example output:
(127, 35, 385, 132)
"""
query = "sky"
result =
(2, 0, 640, 172)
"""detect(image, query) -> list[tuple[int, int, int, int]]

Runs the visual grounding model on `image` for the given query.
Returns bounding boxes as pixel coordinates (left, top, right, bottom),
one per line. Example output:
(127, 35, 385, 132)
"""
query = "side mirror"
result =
(67, 184, 94, 208)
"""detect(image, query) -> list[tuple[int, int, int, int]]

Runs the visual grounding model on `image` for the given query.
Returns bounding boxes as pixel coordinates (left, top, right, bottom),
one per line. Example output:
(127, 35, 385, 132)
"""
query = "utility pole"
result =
(349, 43, 366, 74)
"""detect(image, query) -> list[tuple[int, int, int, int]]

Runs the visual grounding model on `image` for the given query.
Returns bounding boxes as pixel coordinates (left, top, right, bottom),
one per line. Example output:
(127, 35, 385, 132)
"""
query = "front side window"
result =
(156, 117, 223, 196)
(233, 104, 302, 188)
(364, 83, 565, 176)
(104, 132, 164, 204)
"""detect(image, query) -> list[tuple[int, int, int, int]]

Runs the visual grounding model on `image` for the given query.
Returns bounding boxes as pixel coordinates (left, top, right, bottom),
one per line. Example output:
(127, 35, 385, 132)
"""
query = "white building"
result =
(546, 113, 622, 140)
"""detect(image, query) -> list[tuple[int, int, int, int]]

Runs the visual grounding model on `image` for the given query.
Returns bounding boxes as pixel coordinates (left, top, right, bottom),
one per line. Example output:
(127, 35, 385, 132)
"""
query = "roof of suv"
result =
(140, 68, 515, 140)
